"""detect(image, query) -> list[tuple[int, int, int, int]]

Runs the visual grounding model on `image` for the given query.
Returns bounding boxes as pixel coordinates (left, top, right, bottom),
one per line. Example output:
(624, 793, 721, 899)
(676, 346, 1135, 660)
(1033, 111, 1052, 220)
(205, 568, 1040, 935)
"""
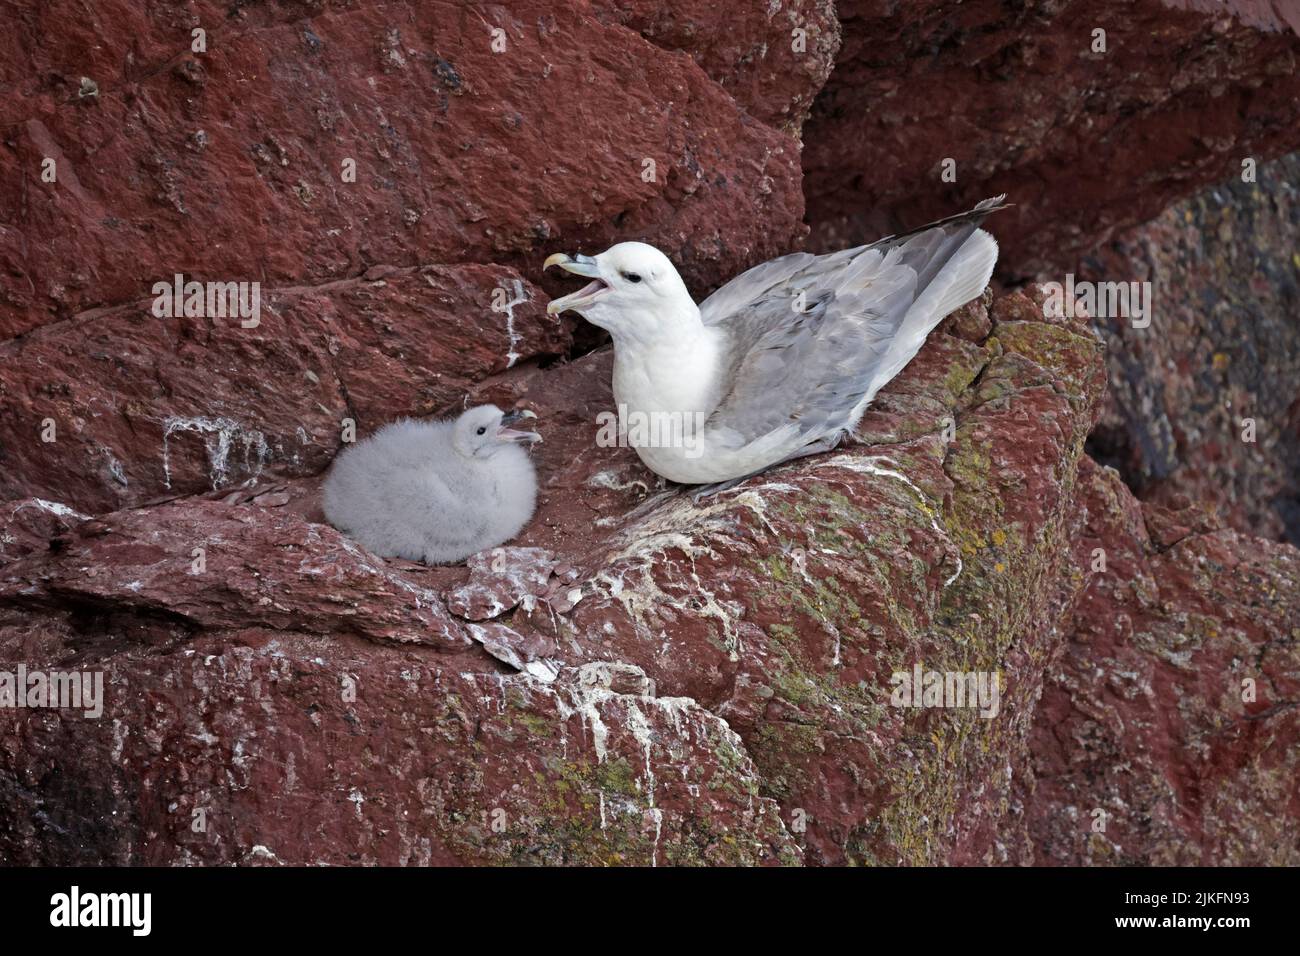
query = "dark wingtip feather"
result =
(929, 195, 1012, 228)
(870, 195, 1013, 251)
(974, 194, 1012, 213)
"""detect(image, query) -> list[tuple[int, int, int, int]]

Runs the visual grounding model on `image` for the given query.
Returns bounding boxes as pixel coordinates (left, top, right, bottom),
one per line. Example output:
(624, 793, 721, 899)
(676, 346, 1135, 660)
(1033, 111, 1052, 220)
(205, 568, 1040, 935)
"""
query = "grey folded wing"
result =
(699, 195, 1007, 447)
(701, 279, 908, 449)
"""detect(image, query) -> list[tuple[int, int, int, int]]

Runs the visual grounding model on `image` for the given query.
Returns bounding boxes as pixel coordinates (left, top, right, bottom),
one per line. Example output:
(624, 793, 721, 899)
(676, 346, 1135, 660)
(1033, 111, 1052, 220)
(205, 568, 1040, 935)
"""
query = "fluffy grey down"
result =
(322, 405, 539, 564)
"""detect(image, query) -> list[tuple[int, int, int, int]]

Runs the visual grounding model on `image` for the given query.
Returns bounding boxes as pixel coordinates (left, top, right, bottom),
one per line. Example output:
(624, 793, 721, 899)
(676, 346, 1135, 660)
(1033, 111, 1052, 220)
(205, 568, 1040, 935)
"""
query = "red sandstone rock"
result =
(1027, 457, 1300, 865)
(803, 0, 1300, 278)
(0, 497, 471, 648)
(1078, 153, 1300, 544)
(0, 286, 1115, 865)
(0, 637, 796, 865)
(445, 546, 559, 621)
(0, 264, 566, 513)
(590, 0, 841, 132)
(1, 0, 1298, 868)
(0, 0, 812, 339)
(0, 496, 90, 566)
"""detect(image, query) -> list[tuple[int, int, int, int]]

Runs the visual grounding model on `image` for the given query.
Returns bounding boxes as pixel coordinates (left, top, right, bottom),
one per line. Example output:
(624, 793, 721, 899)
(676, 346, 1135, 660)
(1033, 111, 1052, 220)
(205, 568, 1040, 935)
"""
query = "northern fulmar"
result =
(545, 196, 1008, 495)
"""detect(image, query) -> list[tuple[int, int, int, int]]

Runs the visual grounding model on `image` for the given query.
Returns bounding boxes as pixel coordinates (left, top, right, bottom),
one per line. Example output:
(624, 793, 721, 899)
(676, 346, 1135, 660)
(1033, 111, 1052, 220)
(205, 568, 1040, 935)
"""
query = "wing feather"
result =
(699, 197, 1007, 448)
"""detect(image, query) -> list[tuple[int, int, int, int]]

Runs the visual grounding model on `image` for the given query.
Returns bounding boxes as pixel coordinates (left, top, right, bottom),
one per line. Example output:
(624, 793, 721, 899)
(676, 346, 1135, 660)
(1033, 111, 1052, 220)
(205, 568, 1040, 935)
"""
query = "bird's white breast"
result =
(611, 329, 722, 417)
(609, 327, 731, 482)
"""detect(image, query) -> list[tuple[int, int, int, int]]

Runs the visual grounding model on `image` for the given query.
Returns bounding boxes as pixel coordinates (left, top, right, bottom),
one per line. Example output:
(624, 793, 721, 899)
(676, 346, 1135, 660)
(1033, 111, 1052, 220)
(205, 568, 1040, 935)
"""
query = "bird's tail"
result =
(923, 227, 999, 320)
(870, 194, 1009, 293)
(904, 194, 1010, 233)
(854, 198, 1007, 405)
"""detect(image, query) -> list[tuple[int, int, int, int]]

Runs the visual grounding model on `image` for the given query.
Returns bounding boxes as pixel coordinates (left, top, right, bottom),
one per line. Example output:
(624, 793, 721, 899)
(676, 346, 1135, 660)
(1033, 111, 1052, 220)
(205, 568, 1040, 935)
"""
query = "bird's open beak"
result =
(544, 253, 608, 315)
(497, 408, 541, 444)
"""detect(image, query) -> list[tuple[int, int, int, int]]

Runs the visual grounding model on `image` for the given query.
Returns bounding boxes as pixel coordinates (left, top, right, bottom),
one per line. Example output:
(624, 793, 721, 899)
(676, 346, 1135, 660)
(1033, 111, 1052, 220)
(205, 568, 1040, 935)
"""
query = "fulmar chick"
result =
(322, 405, 540, 564)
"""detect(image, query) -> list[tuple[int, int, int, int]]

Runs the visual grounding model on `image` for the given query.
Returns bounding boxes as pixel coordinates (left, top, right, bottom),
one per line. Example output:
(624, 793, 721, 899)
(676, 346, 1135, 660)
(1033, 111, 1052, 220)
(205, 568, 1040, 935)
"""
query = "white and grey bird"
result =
(322, 405, 541, 564)
(545, 196, 1008, 494)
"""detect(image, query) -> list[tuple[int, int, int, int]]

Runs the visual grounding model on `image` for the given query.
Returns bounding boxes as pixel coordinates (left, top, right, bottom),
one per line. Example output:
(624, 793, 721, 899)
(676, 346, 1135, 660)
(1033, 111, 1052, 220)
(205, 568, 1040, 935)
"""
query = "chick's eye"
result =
(622, 272, 643, 283)
(476, 426, 487, 435)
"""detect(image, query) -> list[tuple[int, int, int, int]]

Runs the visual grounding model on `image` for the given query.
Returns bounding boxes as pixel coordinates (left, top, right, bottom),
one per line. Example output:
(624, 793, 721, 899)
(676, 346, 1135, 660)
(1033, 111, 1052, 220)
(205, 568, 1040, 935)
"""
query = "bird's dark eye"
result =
(476, 426, 487, 435)
(622, 272, 642, 283)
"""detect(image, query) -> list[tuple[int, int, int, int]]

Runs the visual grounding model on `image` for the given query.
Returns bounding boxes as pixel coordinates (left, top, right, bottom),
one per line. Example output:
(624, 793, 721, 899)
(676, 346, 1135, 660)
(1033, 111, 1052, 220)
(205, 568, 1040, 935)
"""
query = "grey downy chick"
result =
(322, 405, 541, 564)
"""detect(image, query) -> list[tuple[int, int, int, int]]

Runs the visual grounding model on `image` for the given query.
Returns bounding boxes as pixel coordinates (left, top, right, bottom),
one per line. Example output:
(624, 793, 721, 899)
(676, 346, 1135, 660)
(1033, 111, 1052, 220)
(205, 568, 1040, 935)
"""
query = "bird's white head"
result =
(452, 405, 541, 459)
(544, 241, 697, 339)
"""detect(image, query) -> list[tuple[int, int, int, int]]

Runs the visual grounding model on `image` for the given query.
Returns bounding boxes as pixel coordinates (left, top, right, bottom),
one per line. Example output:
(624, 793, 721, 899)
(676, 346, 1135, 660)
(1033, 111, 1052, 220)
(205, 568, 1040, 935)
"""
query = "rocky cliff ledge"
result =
(1, 0, 1297, 865)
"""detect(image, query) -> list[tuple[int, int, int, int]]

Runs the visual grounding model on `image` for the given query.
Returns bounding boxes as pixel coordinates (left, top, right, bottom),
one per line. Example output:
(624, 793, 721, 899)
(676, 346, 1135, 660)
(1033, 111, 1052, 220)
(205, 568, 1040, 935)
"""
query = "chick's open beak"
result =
(497, 408, 541, 444)
(544, 253, 607, 314)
